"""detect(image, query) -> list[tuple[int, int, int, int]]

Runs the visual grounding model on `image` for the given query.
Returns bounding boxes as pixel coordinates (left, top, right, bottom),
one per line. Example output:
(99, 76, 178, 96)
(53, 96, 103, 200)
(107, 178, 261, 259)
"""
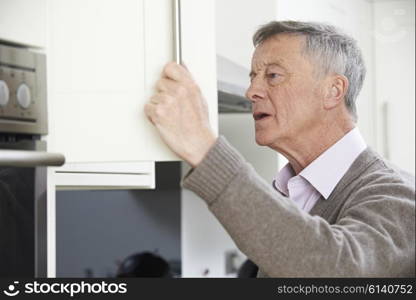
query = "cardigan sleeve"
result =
(181, 136, 415, 277)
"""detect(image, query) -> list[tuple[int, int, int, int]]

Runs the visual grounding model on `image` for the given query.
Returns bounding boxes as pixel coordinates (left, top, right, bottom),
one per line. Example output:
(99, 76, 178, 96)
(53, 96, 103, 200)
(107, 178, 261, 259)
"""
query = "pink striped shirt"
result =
(273, 127, 367, 212)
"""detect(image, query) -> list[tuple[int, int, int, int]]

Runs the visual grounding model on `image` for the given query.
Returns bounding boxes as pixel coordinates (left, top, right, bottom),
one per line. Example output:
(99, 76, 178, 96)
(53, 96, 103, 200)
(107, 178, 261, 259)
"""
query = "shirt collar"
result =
(273, 163, 295, 197)
(273, 127, 367, 199)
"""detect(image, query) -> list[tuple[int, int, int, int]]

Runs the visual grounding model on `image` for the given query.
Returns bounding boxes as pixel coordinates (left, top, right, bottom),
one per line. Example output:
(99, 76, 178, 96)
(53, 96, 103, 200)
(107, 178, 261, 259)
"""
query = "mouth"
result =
(253, 112, 272, 121)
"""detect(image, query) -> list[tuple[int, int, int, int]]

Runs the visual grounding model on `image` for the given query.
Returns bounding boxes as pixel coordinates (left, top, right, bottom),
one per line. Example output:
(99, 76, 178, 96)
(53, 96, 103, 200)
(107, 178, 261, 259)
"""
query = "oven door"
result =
(0, 139, 64, 277)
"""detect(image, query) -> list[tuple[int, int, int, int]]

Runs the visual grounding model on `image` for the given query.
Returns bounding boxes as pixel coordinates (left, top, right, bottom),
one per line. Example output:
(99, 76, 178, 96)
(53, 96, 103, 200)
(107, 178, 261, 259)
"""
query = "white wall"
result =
(181, 187, 244, 277)
(216, 0, 277, 70)
(373, 0, 415, 174)
(0, 0, 47, 47)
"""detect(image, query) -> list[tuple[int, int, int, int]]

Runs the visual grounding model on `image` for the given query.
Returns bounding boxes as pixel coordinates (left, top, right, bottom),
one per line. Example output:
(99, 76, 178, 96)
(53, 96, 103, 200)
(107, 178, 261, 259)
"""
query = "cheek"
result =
(269, 85, 299, 119)
(276, 81, 323, 117)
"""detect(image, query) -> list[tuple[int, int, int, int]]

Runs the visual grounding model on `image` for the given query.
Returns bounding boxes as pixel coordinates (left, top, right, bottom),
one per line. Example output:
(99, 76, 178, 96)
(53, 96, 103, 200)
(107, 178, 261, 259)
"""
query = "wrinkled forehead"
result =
(251, 34, 307, 70)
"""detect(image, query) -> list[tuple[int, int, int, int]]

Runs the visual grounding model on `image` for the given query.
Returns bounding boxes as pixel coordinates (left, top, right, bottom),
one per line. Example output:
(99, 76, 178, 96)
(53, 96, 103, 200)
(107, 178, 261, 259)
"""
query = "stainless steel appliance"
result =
(216, 55, 252, 113)
(0, 43, 65, 277)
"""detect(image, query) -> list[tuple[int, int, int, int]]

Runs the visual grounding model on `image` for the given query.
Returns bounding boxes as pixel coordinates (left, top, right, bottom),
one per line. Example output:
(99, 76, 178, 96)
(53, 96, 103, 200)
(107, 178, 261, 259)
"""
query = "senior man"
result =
(144, 21, 415, 277)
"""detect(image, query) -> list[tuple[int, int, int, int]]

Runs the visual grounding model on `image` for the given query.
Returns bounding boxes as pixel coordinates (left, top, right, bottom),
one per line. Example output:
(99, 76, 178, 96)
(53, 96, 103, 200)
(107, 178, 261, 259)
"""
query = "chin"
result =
(255, 133, 272, 147)
(255, 129, 283, 148)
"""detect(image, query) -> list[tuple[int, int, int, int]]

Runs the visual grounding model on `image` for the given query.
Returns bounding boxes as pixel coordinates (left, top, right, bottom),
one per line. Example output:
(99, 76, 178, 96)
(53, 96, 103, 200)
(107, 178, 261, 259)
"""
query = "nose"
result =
(245, 78, 266, 103)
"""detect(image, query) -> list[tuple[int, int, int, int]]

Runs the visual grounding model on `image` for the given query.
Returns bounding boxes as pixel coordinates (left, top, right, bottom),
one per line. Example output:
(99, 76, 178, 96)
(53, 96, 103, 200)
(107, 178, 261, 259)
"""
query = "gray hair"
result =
(253, 21, 366, 121)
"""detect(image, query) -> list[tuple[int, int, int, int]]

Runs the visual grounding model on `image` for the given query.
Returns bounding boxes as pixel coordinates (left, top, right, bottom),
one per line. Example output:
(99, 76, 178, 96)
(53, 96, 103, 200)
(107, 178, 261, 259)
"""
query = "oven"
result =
(0, 43, 65, 277)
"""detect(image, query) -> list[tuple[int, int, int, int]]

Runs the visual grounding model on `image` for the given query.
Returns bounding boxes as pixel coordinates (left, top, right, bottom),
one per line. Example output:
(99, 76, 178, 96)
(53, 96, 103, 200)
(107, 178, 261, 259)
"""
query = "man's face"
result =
(246, 34, 326, 149)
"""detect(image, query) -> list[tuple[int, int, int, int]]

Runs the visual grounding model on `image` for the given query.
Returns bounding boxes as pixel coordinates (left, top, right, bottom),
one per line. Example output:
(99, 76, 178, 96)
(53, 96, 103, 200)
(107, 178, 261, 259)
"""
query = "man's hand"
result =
(144, 62, 216, 167)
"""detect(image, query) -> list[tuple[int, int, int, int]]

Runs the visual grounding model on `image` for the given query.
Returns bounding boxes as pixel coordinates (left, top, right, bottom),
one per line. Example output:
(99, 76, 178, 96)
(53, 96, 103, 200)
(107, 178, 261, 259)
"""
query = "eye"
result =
(266, 72, 284, 85)
(267, 73, 279, 79)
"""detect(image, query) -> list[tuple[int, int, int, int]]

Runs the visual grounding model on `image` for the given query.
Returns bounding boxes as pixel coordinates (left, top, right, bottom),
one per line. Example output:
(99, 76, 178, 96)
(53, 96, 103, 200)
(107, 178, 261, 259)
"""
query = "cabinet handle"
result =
(173, 0, 182, 64)
(0, 150, 65, 167)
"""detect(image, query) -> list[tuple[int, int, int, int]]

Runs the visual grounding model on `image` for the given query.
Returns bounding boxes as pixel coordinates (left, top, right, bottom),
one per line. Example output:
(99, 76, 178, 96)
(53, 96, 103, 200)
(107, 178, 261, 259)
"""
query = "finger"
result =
(149, 96, 159, 105)
(148, 94, 159, 104)
(149, 92, 171, 105)
(155, 77, 178, 93)
(163, 61, 191, 82)
(155, 79, 190, 101)
(144, 102, 156, 124)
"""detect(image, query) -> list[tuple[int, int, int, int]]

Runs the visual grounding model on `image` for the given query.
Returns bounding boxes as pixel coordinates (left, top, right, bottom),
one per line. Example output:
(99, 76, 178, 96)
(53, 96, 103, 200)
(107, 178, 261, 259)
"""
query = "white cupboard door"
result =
(47, 0, 217, 163)
(46, 0, 169, 163)
(179, 0, 218, 136)
(47, 0, 176, 163)
(0, 0, 47, 48)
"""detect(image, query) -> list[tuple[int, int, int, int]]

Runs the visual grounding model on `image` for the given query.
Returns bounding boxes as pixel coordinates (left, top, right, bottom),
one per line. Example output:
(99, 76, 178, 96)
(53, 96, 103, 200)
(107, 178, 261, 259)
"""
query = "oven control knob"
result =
(17, 83, 31, 109)
(0, 80, 10, 107)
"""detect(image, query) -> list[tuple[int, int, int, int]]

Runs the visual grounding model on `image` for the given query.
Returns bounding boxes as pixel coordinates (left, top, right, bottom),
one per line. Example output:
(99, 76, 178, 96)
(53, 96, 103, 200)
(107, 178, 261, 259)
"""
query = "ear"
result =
(323, 74, 349, 110)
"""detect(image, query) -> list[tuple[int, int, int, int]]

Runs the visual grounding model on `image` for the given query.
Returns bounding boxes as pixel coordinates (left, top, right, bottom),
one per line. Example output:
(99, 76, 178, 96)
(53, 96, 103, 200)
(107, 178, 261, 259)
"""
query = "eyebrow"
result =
(267, 60, 287, 70)
(249, 60, 288, 78)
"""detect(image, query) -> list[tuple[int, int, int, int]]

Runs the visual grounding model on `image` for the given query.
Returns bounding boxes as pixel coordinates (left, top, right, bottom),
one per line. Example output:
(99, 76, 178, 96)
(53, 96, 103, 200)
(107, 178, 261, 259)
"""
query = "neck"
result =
(273, 119, 355, 174)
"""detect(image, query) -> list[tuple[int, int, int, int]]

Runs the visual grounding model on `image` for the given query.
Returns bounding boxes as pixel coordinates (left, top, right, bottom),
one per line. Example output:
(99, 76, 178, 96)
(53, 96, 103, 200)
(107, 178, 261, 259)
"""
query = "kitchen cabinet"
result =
(53, 162, 155, 190)
(46, 0, 217, 277)
(0, 0, 47, 48)
(46, 0, 218, 164)
(45, 0, 217, 188)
